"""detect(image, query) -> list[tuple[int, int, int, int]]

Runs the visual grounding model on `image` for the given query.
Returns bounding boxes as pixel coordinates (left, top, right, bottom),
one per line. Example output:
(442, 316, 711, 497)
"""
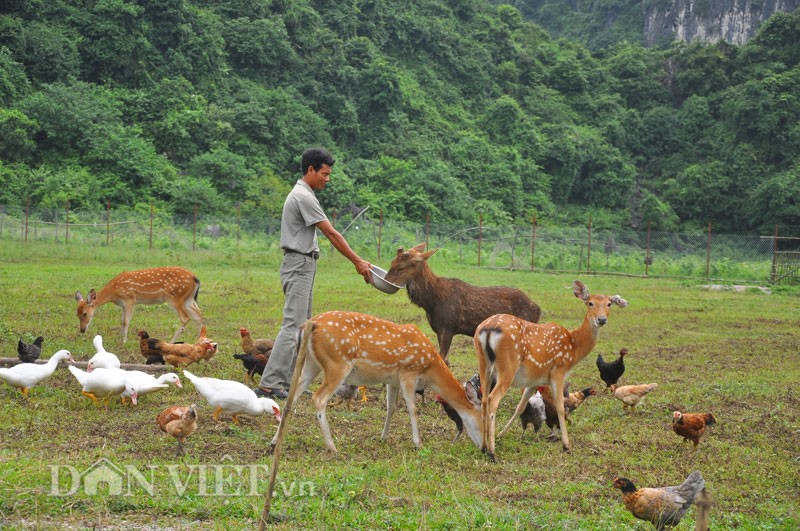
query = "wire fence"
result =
(0, 203, 797, 285)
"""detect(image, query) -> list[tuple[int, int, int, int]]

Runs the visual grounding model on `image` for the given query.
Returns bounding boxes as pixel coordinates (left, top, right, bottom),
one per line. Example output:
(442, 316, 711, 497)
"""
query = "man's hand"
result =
(356, 260, 372, 284)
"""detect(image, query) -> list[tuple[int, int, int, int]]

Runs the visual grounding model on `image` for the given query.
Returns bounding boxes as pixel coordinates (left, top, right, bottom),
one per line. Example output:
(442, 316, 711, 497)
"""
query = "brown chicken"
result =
(148, 335, 218, 369)
(565, 386, 597, 417)
(612, 471, 705, 530)
(611, 383, 658, 411)
(138, 330, 166, 364)
(157, 404, 198, 456)
(672, 411, 716, 450)
(239, 327, 274, 357)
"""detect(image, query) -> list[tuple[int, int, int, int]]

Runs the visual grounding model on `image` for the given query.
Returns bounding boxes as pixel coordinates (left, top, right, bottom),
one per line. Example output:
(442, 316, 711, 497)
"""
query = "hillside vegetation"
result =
(1, 1, 799, 233)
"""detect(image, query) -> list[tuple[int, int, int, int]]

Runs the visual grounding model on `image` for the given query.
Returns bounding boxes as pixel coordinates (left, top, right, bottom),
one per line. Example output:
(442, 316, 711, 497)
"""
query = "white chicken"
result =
(87, 335, 121, 371)
(183, 370, 281, 426)
(0, 349, 75, 397)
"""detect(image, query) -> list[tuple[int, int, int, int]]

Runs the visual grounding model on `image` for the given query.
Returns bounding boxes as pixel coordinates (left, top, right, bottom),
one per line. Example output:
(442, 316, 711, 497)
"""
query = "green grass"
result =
(0, 241, 798, 529)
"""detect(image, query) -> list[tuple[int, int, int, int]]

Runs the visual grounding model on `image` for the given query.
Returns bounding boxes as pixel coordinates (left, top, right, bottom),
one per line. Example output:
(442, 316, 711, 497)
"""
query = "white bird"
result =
(118, 371, 182, 405)
(87, 335, 121, 371)
(68, 366, 127, 408)
(183, 370, 281, 425)
(0, 349, 75, 397)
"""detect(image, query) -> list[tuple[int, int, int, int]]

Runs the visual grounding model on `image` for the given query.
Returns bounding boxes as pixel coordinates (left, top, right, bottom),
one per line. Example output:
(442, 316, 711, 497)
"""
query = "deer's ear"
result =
(465, 381, 480, 406)
(411, 242, 427, 252)
(610, 295, 628, 308)
(572, 280, 589, 301)
(75, 291, 84, 302)
(421, 248, 438, 260)
(88, 289, 97, 303)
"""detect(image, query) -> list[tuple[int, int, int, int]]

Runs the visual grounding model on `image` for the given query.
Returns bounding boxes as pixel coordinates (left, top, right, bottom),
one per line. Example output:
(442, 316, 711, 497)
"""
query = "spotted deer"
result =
(75, 267, 202, 343)
(475, 280, 628, 460)
(271, 311, 482, 453)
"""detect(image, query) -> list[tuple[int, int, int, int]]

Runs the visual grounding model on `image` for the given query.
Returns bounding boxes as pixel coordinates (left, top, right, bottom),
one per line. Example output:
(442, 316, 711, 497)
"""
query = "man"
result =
(255, 147, 372, 399)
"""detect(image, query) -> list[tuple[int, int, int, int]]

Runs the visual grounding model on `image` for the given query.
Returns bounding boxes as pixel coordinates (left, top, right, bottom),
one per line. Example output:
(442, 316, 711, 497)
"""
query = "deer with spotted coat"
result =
(75, 267, 202, 343)
(270, 311, 483, 453)
(475, 280, 628, 461)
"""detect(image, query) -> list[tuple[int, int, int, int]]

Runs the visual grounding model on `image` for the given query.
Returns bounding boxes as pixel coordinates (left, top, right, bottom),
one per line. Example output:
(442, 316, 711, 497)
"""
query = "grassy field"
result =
(0, 241, 798, 530)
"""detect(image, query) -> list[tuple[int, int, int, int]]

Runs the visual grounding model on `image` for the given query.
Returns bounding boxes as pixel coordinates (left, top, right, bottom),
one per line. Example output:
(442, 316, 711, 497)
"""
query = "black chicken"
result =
(438, 373, 493, 441)
(434, 394, 464, 442)
(233, 352, 268, 387)
(596, 348, 628, 390)
(17, 336, 44, 363)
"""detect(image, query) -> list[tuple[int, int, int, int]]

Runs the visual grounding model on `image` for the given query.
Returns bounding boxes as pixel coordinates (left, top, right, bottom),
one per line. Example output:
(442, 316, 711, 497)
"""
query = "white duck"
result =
(68, 365, 127, 408)
(118, 371, 182, 405)
(0, 349, 75, 397)
(184, 370, 281, 425)
(87, 335, 121, 371)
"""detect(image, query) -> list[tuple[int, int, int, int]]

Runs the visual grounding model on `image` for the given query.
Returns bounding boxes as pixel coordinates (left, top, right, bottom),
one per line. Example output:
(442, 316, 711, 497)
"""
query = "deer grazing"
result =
(384, 243, 541, 361)
(270, 311, 483, 453)
(475, 280, 628, 460)
(75, 267, 202, 343)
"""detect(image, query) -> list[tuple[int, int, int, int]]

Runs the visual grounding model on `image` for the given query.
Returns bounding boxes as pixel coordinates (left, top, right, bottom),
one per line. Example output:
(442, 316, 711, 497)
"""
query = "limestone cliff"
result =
(644, 0, 800, 45)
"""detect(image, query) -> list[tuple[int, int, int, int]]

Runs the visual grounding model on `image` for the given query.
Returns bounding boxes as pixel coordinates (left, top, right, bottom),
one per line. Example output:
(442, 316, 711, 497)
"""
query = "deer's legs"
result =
(498, 386, 536, 437)
(381, 385, 399, 441)
(398, 376, 421, 449)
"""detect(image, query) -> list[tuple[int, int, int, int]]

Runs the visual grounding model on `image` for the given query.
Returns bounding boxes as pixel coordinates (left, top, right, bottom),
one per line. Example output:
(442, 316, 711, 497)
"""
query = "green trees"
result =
(0, 1, 798, 233)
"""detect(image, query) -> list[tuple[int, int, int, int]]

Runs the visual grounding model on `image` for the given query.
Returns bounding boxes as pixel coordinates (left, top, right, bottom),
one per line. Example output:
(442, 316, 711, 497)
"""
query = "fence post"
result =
(378, 209, 383, 261)
(531, 214, 537, 272)
(587, 214, 592, 273)
(192, 204, 198, 251)
(65, 201, 70, 243)
(705, 221, 712, 280)
(478, 214, 483, 267)
(106, 200, 111, 246)
(645, 221, 652, 276)
(770, 225, 778, 283)
(236, 203, 241, 250)
(425, 213, 430, 250)
(149, 203, 154, 250)
(24, 196, 29, 242)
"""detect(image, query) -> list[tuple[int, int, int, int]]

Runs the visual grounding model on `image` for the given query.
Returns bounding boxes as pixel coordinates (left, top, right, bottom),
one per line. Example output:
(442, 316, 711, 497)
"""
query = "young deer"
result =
(475, 280, 628, 460)
(75, 267, 202, 343)
(271, 311, 482, 453)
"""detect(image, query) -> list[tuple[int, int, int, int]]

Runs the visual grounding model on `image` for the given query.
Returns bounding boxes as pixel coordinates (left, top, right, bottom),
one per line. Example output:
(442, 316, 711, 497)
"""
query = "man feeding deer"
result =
(255, 147, 373, 400)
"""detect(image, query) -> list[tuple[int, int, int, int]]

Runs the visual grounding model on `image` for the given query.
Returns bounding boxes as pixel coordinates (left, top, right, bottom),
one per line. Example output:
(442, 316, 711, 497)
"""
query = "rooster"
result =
(672, 411, 716, 451)
(612, 471, 705, 530)
(157, 404, 198, 456)
(611, 383, 658, 411)
(565, 386, 597, 419)
(17, 336, 44, 363)
(239, 327, 274, 357)
(596, 348, 628, 390)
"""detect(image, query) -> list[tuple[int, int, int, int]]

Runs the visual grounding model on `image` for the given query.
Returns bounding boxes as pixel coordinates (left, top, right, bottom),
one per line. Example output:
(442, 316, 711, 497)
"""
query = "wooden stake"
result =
(259, 328, 310, 529)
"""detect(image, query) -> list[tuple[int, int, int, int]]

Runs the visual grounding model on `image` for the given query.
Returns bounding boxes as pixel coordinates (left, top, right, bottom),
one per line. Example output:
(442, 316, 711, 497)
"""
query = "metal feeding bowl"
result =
(369, 265, 404, 294)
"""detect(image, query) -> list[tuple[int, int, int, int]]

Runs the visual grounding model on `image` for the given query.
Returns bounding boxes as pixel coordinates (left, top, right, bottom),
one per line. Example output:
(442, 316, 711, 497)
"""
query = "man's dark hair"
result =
(301, 147, 335, 174)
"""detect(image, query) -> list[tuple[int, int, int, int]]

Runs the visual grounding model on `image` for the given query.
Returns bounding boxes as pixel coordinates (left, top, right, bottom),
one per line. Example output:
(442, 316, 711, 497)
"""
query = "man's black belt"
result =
(284, 249, 319, 260)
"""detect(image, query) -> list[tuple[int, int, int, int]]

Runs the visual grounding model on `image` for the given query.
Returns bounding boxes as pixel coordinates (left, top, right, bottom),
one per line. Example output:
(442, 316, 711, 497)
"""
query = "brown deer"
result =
(384, 243, 541, 361)
(475, 280, 628, 460)
(270, 311, 483, 453)
(75, 267, 202, 343)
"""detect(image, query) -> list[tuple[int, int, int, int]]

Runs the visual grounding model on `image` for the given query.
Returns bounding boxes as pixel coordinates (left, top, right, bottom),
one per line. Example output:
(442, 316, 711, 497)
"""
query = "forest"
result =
(0, 0, 799, 233)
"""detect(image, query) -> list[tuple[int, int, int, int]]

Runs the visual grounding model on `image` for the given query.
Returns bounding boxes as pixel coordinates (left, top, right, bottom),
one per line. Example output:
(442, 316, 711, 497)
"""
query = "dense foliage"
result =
(0, 0, 798, 232)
